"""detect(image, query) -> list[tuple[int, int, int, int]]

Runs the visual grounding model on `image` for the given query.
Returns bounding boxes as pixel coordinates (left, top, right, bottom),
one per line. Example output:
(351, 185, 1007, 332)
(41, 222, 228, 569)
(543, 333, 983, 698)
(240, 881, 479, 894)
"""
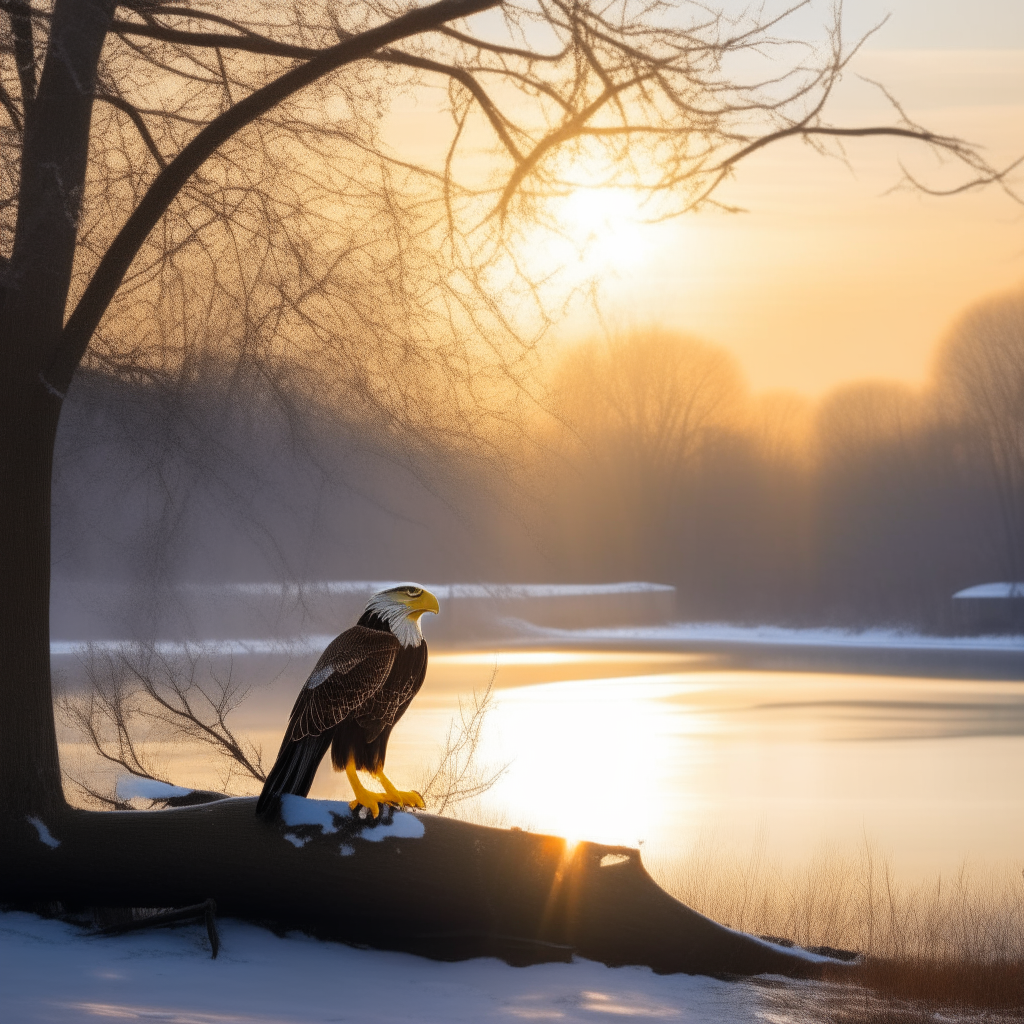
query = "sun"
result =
(557, 187, 650, 274)
(516, 184, 659, 294)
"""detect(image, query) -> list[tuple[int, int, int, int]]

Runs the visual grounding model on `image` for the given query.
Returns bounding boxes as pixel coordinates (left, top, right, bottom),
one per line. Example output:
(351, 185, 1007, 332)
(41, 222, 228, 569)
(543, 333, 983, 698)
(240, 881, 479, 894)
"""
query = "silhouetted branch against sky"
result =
(0, 0, 1010, 405)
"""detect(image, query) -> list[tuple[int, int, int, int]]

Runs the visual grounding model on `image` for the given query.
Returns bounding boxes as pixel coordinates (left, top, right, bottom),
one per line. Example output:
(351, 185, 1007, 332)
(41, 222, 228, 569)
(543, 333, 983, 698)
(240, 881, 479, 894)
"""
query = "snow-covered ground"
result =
(0, 910, 795, 1023)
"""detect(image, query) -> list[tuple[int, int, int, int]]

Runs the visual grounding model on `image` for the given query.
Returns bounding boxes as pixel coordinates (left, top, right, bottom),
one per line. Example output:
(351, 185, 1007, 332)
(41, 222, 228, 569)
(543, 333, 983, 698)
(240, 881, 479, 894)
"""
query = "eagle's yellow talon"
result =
(388, 790, 420, 808)
(344, 757, 423, 818)
(349, 796, 381, 818)
(345, 757, 389, 817)
(375, 772, 424, 810)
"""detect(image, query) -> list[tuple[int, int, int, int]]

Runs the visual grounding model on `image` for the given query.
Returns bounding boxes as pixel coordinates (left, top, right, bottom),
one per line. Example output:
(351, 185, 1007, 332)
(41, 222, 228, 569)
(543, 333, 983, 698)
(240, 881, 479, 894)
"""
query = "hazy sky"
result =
(555, 1, 1024, 395)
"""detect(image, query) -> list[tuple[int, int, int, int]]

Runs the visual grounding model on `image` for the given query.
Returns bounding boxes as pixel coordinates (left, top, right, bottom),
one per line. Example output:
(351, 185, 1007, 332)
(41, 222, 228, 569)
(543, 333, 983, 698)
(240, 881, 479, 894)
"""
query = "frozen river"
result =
(333, 647, 1024, 881)
(57, 634, 1024, 884)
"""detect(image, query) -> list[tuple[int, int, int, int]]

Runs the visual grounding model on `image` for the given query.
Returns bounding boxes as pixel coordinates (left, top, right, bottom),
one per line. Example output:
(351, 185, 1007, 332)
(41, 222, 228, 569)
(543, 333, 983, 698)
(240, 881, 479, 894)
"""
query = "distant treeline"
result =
(523, 286, 1023, 629)
(53, 286, 1023, 633)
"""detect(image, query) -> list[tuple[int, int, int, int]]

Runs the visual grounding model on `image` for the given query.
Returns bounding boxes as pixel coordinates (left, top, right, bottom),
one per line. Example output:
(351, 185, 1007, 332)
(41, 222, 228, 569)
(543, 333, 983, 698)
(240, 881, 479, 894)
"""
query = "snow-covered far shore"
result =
(509, 620, 1024, 653)
(1, 910, 794, 1023)
(48, 621, 1024, 660)
(181, 580, 677, 600)
(48, 635, 336, 658)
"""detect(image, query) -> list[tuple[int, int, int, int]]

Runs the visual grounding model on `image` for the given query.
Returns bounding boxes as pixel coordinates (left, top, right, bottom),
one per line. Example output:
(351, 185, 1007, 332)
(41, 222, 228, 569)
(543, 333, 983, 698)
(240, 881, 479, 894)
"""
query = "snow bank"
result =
(49, 580, 678, 655)
(50, 636, 333, 658)
(0, 910, 779, 1023)
(190, 580, 675, 599)
(512, 620, 1024, 652)
(953, 582, 1024, 600)
(55, 618, 1022, 661)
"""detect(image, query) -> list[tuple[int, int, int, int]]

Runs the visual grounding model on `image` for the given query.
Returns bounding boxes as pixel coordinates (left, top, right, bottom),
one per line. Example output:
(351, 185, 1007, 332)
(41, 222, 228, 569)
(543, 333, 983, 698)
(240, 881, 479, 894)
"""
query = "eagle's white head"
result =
(365, 583, 440, 647)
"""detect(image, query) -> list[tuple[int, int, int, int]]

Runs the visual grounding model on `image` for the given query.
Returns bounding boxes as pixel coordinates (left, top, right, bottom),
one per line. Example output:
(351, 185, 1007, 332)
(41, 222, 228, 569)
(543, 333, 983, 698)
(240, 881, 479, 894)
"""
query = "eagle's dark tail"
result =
(256, 732, 333, 816)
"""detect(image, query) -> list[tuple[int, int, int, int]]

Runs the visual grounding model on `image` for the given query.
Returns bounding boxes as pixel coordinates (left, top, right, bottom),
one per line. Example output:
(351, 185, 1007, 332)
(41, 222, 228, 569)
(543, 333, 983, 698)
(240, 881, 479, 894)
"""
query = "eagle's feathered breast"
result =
(282, 620, 427, 774)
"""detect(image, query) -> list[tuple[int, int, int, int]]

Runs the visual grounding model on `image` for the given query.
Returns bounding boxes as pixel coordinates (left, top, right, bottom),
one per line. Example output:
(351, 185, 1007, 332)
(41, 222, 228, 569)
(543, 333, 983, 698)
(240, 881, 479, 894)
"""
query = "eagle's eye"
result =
(405, 587, 422, 597)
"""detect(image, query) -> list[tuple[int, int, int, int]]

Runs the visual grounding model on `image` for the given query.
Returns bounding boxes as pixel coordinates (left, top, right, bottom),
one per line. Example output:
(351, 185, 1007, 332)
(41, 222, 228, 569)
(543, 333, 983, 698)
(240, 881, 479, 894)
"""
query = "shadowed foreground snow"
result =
(0, 910, 791, 1023)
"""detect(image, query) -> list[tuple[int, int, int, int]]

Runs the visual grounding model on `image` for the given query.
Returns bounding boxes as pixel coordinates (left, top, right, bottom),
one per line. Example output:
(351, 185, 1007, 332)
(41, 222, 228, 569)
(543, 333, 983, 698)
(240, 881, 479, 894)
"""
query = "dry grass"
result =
(764, 962, 1024, 1024)
(651, 836, 1024, 1021)
(824, 957, 1024, 1019)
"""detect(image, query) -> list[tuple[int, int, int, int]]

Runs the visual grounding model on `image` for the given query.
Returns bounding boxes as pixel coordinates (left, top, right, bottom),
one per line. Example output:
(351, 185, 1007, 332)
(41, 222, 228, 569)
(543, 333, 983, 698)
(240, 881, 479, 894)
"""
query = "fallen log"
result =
(3, 795, 843, 978)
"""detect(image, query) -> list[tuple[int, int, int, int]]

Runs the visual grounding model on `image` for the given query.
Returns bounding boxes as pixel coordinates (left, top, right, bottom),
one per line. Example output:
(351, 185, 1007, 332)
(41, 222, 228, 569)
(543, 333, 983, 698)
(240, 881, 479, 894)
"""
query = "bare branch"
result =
(495, 76, 653, 217)
(51, 0, 503, 394)
(896, 154, 1024, 200)
(6, 0, 36, 109)
(0, 79, 22, 131)
(379, 49, 524, 162)
(95, 91, 167, 169)
(125, 4, 286, 42)
(111, 16, 319, 59)
(419, 670, 509, 815)
(437, 25, 568, 62)
(57, 642, 267, 802)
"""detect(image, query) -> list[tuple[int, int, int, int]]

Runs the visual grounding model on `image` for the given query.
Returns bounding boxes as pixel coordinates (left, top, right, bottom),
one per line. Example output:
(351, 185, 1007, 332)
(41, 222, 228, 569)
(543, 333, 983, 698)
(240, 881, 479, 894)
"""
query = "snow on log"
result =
(25, 816, 60, 848)
(278, 794, 425, 845)
(116, 777, 193, 801)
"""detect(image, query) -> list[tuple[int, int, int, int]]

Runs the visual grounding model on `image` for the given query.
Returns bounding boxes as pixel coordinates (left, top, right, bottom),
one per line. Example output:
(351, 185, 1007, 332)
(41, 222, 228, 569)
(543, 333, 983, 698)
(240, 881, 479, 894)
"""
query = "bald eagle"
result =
(256, 584, 440, 818)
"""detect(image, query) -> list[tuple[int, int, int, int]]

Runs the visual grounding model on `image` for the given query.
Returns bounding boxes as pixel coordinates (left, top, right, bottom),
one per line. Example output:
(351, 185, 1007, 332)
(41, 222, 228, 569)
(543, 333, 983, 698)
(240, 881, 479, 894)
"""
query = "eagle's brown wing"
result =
(286, 626, 400, 741)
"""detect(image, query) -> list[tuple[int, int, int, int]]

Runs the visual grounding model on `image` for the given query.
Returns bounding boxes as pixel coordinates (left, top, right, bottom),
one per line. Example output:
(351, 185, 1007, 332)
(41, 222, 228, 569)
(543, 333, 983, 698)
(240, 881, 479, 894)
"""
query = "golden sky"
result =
(384, 2, 1023, 397)
(557, 43, 1024, 396)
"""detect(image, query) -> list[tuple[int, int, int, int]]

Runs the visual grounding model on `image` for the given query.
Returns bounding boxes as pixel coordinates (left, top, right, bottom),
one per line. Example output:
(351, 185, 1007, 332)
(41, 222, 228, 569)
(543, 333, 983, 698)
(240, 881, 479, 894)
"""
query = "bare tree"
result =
(509, 324, 1021, 627)
(539, 328, 745, 578)
(814, 381, 922, 467)
(0, 0, 1017, 955)
(418, 671, 508, 815)
(811, 381, 936, 622)
(933, 287, 1024, 578)
(56, 642, 266, 807)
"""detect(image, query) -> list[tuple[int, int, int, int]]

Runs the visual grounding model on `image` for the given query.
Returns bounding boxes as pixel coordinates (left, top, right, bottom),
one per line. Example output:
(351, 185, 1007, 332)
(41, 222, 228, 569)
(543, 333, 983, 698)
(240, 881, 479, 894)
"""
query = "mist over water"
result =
(53, 288, 1024, 635)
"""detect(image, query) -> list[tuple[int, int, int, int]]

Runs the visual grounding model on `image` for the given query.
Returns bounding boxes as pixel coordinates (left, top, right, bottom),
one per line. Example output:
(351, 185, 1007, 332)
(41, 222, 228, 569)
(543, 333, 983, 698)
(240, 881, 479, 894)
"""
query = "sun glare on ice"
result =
(477, 674, 706, 850)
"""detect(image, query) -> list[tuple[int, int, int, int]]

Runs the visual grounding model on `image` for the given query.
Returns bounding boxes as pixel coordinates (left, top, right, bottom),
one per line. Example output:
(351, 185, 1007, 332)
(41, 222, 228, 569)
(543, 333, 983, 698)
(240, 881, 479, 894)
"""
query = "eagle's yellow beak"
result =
(397, 588, 440, 620)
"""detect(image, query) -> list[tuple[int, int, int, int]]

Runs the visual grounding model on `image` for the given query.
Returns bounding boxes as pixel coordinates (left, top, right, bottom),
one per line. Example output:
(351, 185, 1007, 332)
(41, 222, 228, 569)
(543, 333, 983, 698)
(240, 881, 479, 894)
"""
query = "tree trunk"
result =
(0, 385, 62, 819)
(0, 0, 115, 818)
(1, 797, 839, 978)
